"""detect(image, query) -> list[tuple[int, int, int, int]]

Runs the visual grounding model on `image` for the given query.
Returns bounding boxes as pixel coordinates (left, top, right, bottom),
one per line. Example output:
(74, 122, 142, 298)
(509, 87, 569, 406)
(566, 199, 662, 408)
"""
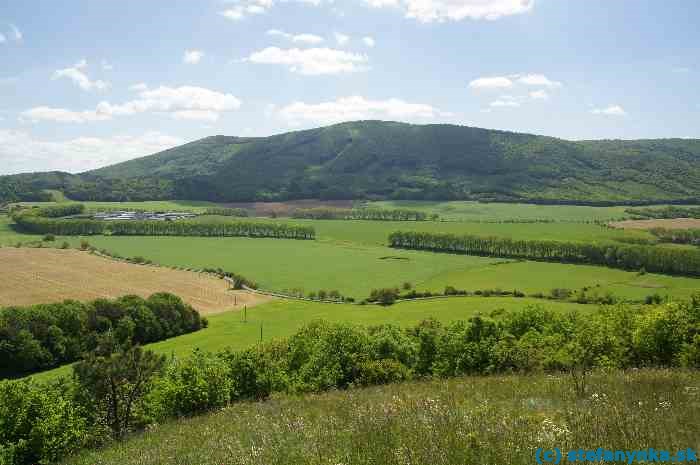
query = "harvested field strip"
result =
(0, 248, 273, 314)
(610, 218, 700, 230)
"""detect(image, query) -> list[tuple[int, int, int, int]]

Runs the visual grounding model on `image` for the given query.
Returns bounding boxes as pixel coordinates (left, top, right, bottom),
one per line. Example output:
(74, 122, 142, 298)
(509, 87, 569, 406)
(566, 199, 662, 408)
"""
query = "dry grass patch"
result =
(0, 248, 272, 314)
(610, 218, 700, 230)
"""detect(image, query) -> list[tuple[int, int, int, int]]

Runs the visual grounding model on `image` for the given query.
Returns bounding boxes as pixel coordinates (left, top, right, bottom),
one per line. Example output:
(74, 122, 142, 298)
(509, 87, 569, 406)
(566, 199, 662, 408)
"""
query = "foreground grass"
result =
(30, 297, 590, 382)
(63, 369, 700, 465)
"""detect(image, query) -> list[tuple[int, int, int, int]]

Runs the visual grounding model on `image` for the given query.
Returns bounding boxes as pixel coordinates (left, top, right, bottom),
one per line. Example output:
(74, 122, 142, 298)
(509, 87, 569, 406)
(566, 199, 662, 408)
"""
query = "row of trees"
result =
(2, 295, 700, 464)
(626, 206, 700, 219)
(388, 231, 700, 276)
(12, 209, 316, 240)
(204, 207, 249, 217)
(292, 207, 433, 221)
(0, 293, 206, 378)
(650, 227, 700, 246)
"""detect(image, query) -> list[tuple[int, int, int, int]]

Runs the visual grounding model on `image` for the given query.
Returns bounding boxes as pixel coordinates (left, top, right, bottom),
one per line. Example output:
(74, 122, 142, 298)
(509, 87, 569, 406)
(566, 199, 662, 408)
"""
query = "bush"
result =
(356, 359, 411, 386)
(60, 241, 70, 249)
(368, 288, 400, 306)
(42, 234, 55, 242)
(145, 351, 231, 421)
(0, 379, 89, 465)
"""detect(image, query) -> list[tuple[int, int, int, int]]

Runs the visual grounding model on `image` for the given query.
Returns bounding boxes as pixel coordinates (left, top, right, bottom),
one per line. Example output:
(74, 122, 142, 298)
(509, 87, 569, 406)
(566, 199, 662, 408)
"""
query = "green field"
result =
(15, 199, 218, 212)
(198, 216, 655, 246)
(31, 296, 592, 383)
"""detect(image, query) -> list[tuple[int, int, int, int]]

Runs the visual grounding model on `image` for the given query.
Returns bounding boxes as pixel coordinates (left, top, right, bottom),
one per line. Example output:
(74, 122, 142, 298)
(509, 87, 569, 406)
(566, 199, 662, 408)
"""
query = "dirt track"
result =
(609, 218, 700, 230)
(0, 248, 273, 314)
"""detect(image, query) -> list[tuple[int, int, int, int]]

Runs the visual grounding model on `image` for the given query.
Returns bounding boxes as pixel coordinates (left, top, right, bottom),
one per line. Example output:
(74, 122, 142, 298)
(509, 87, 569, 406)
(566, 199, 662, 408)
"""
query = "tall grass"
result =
(64, 369, 700, 465)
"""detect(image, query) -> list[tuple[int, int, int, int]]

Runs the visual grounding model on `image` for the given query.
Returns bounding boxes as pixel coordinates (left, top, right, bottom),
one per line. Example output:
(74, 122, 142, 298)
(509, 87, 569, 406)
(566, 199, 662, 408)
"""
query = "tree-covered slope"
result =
(3, 121, 700, 204)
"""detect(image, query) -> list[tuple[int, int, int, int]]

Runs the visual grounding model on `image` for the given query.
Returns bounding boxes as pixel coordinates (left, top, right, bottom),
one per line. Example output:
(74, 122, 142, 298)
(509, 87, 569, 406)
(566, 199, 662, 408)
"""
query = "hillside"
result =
(3, 121, 700, 203)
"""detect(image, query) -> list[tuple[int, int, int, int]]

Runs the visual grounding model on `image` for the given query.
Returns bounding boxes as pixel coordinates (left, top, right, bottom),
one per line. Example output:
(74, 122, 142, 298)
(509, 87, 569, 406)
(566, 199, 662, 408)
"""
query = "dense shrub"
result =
(0, 379, 88, 465)
(0, 293, 206, 378)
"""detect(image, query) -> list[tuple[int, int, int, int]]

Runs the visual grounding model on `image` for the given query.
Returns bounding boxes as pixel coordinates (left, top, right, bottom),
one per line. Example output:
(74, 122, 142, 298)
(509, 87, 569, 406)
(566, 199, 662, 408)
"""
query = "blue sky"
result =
(0, 0, 698, 174)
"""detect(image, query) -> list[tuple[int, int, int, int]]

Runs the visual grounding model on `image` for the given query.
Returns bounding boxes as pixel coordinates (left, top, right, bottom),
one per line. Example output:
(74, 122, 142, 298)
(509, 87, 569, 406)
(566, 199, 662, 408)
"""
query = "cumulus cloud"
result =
(247, 47, 368, 75)
(21, 85, 242, 123)
(0, 130, 183, 175)
(363, 0, 534, 23)
(101, 60, 113, 71)
(490, 98, 520, 108)
(529, 89, 548, 100)
(183, 49, 205, 64)
(362, 36, 376, 47)
(267, 29, 324, 44)
(0, 33, 5, 44)
(334, 32, 350, 45)
(52, 60, 110, 92)
(591, 105, 627, 116)
(468, 76, 513, 90)
(517, 73, 562, 87)
(277, 95, 446, 126)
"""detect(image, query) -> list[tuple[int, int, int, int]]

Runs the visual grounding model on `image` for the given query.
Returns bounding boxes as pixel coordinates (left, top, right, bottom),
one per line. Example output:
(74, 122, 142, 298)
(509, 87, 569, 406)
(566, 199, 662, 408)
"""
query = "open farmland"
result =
(610, 218, 700, 230)
(0, 248, 272, 314)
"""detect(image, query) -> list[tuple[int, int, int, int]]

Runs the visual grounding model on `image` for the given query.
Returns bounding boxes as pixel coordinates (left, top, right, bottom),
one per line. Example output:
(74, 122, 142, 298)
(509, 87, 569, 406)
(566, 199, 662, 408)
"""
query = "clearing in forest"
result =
(0, 248, 272, 314)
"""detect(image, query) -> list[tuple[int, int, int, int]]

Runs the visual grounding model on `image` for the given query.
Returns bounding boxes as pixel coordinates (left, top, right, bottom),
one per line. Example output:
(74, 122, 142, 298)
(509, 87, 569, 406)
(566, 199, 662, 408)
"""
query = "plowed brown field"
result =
(0, 248, 272, 314)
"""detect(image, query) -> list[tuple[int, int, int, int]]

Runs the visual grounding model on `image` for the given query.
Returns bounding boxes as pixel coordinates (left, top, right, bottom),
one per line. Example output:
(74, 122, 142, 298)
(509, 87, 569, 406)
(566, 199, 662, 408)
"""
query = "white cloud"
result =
(9, 24, 22, 41)
(489, 96, 521, 108)
(278, 95, 446, 126)
(517, 73, 562, 87)
(129, 82, 148, 91)
(247, 47, 368, 75)
(334, 32, 350, 45)
(0, 130, 183, 175)
(0, 33, 5, 44)
(672, 67, 690, 73)
(266, 29, 324, 44)
(529, 89, 548, 100)
(21, 107, 110, 124)
(220, 0, 275, 20)
(362, 36, 376, 47)
(101, 60, 113, 71)
(21, 85, 242, 123)
(183, 49, 205, 64)
(468, 76, 513, 90)
(364, 0, 534, 23)
(52, 60, 110, 92)
(591, 105, 627, 116)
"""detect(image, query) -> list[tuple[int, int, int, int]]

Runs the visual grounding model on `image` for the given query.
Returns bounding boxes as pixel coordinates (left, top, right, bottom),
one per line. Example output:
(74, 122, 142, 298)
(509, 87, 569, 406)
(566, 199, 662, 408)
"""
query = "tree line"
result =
(12, 207, 315, 240)
(291, 207, 433, 221)
(650, 227, 700, 246)
(2, 295, 699, 465)
(388, 230, 700, 276)
(204, 207, 249, 217)
(0, 293, 206, 378)
(626, 206, 700, 219)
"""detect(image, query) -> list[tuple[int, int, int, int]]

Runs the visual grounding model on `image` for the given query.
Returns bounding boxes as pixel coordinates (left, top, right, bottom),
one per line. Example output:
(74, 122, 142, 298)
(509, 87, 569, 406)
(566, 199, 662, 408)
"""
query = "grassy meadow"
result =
(30, 296, 591, 382)
(62, 369, 700, 465)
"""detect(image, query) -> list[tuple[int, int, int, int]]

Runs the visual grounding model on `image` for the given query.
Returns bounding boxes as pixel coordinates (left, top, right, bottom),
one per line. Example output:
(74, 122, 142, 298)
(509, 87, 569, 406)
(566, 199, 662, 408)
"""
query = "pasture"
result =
(63, 369, 700, 465)
(31, 296, 592, 382)
(0, 248, 271, 314)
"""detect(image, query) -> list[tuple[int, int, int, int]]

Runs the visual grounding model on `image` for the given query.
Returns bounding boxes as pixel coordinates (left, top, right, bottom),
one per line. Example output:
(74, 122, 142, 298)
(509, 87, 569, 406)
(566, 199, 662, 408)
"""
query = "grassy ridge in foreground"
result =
(29, 297, 590, 383)
(62, 369, 700, 465)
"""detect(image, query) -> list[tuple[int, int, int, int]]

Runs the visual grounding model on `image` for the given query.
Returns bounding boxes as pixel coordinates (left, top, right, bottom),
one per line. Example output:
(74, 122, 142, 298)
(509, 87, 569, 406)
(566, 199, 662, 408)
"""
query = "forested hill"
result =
(3, 121, 700, 204)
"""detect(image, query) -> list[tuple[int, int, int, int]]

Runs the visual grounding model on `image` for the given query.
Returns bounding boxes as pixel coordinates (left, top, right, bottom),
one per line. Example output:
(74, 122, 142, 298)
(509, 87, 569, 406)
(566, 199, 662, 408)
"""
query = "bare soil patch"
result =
(609, 218, 700, 230)
(221, 199, 355, 217)
(0, 248, 273, 314)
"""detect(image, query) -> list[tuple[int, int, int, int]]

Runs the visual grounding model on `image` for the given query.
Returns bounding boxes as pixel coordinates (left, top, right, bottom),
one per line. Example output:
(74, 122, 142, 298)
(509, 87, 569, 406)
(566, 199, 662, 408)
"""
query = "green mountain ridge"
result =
(3, 121, 700, 204)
